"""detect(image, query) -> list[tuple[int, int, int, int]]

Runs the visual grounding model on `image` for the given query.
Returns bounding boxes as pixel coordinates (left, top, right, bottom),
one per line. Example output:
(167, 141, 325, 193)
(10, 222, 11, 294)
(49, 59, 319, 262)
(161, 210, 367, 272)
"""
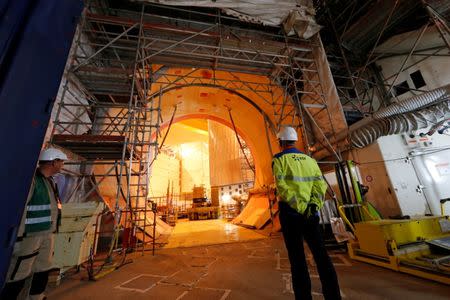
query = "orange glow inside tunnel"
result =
(150, 117, 254, 199)
(146, 71, 307, 190)
(97, 68, 309, 202)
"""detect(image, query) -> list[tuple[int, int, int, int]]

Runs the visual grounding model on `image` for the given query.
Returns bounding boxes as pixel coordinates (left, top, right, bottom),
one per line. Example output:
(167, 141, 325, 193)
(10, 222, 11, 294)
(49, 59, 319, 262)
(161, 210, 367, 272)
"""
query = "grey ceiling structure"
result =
(314, 0, 450, 124)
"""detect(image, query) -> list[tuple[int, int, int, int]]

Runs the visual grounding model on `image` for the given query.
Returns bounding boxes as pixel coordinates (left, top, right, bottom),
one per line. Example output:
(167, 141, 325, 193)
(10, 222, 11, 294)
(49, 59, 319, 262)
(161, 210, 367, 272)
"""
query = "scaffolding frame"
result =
(49, 1, 342, 260)
(76, 3, 339, 139)
(51, 4, 162, 258)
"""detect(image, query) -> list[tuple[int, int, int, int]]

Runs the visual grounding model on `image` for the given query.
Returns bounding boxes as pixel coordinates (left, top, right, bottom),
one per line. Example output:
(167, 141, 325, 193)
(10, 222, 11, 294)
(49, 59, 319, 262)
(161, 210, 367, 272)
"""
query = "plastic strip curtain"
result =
(208, 120, 243, 187)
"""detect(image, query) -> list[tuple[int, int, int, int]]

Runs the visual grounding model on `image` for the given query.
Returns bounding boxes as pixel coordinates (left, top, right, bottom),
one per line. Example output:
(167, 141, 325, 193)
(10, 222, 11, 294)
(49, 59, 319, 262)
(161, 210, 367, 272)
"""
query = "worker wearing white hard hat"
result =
(1, 148, 67, 300)
(276, 125, 298, 141)
(38, 148, 68, 162)
(37, 148, 67, 177)
(272, 126, 341, 300)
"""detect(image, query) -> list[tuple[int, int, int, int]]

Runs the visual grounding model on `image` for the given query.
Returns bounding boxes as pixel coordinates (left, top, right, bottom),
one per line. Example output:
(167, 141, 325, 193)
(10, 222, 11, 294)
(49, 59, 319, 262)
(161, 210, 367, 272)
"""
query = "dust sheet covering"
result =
(139, 1, 302, 26)
(149, 151, 180, 197)
(232, 194, 272, 228)
(139, 1, 321, 38)
(271, 213, 281, 232)
(208, 120, 244, 186)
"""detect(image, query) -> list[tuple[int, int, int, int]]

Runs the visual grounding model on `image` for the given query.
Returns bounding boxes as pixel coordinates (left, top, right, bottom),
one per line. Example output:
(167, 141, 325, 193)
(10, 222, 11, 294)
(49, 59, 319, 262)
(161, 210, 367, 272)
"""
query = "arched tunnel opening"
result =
(93, 79, 286, 248)
(151, 117, 256, 207)
(54, 69, 303, 253)
(149, 116, 259, 247)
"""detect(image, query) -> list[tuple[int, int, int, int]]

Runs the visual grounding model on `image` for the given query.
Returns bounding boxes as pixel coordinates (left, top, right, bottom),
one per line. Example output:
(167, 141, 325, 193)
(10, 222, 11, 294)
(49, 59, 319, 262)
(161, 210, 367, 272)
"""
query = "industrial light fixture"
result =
(221, 194, 232, 204)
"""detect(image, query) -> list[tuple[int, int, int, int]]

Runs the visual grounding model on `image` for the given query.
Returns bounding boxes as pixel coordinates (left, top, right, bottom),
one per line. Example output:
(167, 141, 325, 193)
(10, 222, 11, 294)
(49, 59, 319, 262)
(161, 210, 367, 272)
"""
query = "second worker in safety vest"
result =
(272, 126, 341, 300)
(1, 148, 67, 300)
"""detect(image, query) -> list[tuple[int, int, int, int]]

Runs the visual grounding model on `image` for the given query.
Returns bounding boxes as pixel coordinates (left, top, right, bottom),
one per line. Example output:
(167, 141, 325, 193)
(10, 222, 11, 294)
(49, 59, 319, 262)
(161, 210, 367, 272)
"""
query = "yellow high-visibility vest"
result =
(272, 148, 327, 214)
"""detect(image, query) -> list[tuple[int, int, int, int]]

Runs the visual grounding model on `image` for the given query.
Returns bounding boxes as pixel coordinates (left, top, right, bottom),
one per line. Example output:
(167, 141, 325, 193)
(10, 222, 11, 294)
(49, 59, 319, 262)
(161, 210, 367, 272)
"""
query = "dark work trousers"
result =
(279, 202, 341, 300)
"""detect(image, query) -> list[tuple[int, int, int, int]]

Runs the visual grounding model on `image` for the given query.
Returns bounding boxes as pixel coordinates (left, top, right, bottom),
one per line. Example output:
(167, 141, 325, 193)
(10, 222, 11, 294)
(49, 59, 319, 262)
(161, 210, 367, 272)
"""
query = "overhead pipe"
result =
(313, 84, 450, 157)
(372, 84, 450, 119)
(350, 99, 450, 148)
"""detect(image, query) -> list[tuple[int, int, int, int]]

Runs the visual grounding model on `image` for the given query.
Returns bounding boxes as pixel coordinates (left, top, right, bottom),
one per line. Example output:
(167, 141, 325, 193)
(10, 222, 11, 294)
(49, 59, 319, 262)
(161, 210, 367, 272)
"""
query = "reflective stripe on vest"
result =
(272, 151, 327, 214)
(25, 216, 52, 225)
(25, 175, 52, 233)
(276, 175, 324, 182)
(26, 204, 51, 211)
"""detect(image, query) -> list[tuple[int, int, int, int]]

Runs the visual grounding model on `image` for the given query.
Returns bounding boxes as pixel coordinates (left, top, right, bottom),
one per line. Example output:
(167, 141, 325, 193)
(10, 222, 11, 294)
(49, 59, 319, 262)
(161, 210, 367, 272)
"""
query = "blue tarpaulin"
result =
(0, 0, 83, 288)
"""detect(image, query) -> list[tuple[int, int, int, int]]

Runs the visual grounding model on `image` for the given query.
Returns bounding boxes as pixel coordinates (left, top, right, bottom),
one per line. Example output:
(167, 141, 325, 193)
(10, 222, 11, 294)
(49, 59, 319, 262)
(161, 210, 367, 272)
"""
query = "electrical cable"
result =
(146, 104, 177, 170)
(263, 115, 274, 158)
(157, 105, 177, 153)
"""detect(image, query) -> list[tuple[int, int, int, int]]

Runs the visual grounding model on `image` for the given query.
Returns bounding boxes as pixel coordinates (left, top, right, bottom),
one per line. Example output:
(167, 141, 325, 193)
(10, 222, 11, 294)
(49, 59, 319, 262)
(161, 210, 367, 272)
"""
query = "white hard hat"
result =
(39, 148, 68, 161)
(277, 126, 298, 141)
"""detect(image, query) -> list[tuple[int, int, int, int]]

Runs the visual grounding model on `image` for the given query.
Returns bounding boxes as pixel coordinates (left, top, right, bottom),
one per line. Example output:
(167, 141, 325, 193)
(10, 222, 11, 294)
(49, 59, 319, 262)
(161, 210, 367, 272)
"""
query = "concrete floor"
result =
(165, 219, 266, 248)
(48, 221, 450, 300)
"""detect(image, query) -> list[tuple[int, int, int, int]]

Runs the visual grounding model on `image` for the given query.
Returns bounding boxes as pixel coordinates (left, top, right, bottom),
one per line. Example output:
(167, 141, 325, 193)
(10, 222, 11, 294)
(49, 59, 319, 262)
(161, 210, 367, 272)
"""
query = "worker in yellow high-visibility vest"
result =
(272, 126, 341, 300)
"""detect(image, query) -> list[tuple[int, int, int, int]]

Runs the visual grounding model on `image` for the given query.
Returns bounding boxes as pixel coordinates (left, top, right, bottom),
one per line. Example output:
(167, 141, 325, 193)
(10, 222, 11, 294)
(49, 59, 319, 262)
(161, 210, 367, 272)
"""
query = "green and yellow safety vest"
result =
(272, 148, 327, 214)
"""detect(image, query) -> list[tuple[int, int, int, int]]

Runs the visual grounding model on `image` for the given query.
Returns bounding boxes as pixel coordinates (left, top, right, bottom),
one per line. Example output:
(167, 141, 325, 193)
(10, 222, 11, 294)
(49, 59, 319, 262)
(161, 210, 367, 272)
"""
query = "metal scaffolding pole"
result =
(384, 23, 429, 100)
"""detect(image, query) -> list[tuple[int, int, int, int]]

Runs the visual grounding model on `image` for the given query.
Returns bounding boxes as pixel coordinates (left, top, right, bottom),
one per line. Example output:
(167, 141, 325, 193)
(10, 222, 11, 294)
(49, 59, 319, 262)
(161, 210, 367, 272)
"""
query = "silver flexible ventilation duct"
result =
(372, 84, 450, 119)
(350, 100, 450, 148)
(314, 85, 450, 158)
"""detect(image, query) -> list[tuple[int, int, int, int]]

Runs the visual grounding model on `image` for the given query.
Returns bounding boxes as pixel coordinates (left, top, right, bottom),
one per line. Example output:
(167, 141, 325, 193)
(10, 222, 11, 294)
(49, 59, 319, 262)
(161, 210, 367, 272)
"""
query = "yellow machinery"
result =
(337, 161, 450, 284)
(347, 216, 450, 284)
(188, 185, 220, 220)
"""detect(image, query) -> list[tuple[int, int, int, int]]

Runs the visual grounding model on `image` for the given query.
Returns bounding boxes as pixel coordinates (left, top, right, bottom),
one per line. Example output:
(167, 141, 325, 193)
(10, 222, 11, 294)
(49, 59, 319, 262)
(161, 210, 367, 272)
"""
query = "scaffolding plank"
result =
(51, 134, 139, 160)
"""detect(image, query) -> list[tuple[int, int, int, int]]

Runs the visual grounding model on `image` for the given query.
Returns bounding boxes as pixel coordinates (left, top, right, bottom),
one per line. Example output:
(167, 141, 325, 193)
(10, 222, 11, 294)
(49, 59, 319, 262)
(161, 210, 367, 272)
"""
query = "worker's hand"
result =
(305, 204, 318, 218)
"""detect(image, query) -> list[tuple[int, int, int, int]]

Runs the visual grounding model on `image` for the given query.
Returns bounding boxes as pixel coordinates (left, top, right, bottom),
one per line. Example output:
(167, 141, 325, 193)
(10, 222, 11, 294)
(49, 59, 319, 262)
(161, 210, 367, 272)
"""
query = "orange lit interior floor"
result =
(164, 219, 266, 248)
